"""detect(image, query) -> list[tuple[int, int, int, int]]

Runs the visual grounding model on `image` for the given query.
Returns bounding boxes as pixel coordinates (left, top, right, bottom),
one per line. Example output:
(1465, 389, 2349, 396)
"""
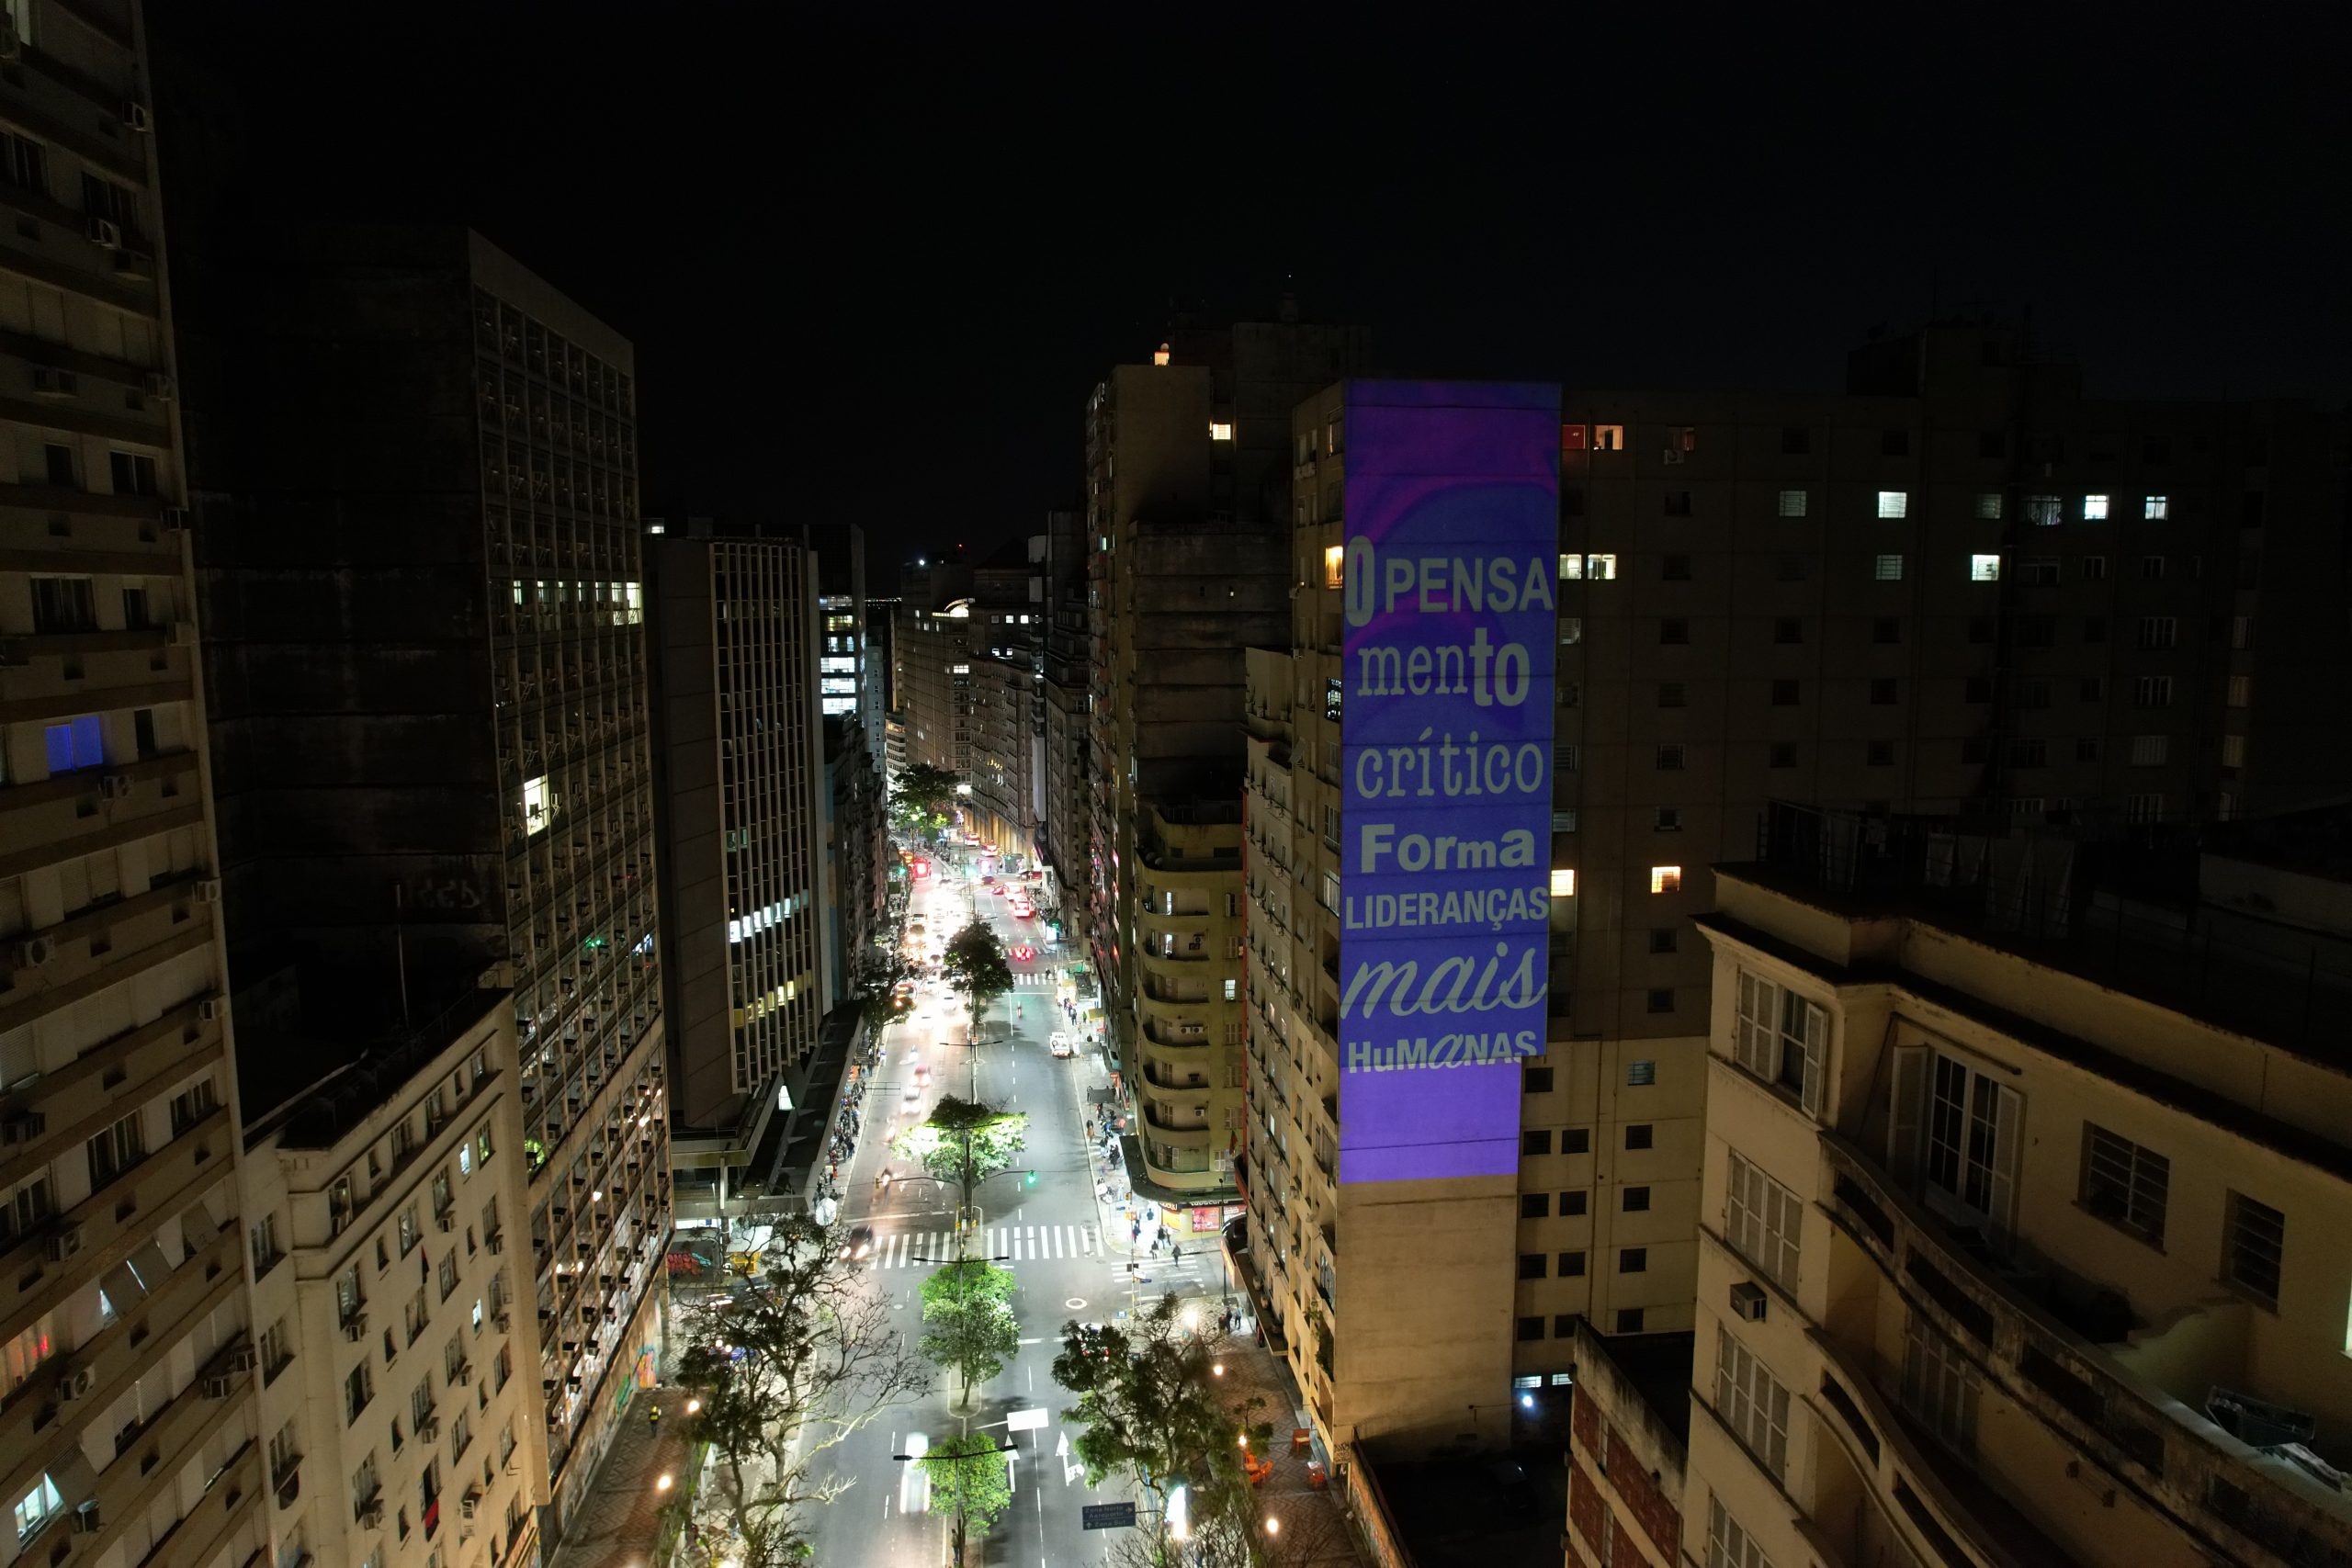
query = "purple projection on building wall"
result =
(1338, 381, 1558, 1184)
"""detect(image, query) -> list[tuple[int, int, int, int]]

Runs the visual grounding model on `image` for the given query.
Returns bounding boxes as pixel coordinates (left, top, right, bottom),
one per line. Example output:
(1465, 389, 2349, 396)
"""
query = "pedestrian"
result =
(648, 1403, 662, 1435)
(1172, 1243, 1183, 1267)
(1130, 1219, 1141, 1245)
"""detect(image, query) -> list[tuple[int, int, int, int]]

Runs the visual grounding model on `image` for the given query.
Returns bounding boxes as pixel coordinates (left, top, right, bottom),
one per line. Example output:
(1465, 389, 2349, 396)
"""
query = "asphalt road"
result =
(801, 846, 1218, 1568)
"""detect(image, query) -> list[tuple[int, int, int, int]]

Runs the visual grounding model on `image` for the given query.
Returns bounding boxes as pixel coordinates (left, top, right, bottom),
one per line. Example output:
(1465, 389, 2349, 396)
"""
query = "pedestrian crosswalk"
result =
(1009, 972, 1058, 988)
(868, 1223, 1100, 1269)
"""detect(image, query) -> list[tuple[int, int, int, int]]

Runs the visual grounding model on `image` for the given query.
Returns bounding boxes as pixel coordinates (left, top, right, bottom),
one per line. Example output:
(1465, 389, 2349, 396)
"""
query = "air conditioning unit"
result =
(485, 1233, 503, 1256)
(226, 1346, 258, 1371)
(3, 1111, 46, 1145)
(143, 371, 175, 399)
(57, 1366, 95, 1402)
(170, 620, 197, 647)
(72, 1501, 100, 1534)
(460, 1489, 481, 1521)
(341, 1314, 368, 1342)
(16, 936, 54, 967)
(418, 1416, 441, 1442)
(86, 217, 121, 249)
(493, 1313, 512, 1334)
(436, 1213, 454, 1234)
(454, 1361, 473, 1386)
(47, 1224, 85, 1262)
(198, 879, 223, 903)
(200, 1375, 232, 1399)
(123, 101, 152, 133)
(100, 774, 132, 800)
(1729, 1281, 1769, 1323)
(357, 1499, 385, 1529)
(198, 998, 225, 1022)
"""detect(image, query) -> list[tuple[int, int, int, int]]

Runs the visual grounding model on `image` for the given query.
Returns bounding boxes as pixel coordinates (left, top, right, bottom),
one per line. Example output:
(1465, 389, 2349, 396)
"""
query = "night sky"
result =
(183, 5, 2349, 590)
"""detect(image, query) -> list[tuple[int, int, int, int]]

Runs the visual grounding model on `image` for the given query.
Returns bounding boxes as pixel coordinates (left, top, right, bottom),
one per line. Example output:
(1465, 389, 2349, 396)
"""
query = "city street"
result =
(800, 840, 1228, 1568)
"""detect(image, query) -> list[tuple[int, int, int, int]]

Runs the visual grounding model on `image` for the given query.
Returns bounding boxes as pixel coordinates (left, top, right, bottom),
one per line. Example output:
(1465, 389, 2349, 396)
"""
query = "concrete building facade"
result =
(171, 226, 671, 1544)
(1684, 809, 2352, 1568)
(0, 5, 266, 1561)
(648, 528, 827, 1215)
(242, 1004, 539, 1568)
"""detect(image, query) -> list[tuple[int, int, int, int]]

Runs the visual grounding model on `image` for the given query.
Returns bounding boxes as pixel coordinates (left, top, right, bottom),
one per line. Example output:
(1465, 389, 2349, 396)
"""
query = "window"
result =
(1770, 678, 1798, 706)
(2024, 494, 2061, 526)
(1724, 1150, 1802, 1292)
(1519, 1193, 1549, 1219)
(1517, 1254, 1546, 1280)
(2222, 1190, 2284, 1311)
(28, 576, 96, 633)
(2144, 494, 2168, 520)
(107, 450, 157, 496)
(1615, 1308, 1645, 1334)
(2137, 615, 2178, 649)
(1625, 1123, 1654, 1151)
(1659, 618, 1688, 645)
(1658, 682, 1686, 708)
(86, 1111, 144, 1187)
(43, 442, 76, 487)
(2083, 493, 2110, 521)
(1777, 489, 1808, 517)
(1516, 1316, 1544, 1342)
(1646, 987, 1675, 1012)
(1584, 553, 1617, 581)
(1655, 743, 1685, 772)
(2080, 1124, 2169, 1246)
(1654, 807, 1680, 832)
(1564, 1129, 1590, 1155)
(0, 131, 46, 196)
(1222, 978, 1237, 1000)
(1876, 490, 1908, 519)
(1322, 546, 1343, 589)
(1521, 1130, 1553, 1156)
(1969, 554, 2002, 581)
(2130, 735, 2169, 767)
(1902, 1314, 1980, 1456)
(1208, 422, 1233, 441)
(1663, 490, 1691, 516)
(1549, 869, 1576, 897)
(2222, 734, 2246, 769)
(1706, 1495, 1774, 1568)
(1893, 1044, 2022, 1244)
(1558, 616, 1581, 645)
(1649, 928, 1678, 954)
(2082, 553, 2108, 580)
(1732, 970, 1826, 1116)
(1649, 865, 1680, 895)
(1591, 424, 1623, 451)
(2227, 674, 2252, 708)
(1974, 491, 2004, 520)
(437, 1251, 458, 1300)
(2140, 554, 2166, 581)
(1778, 554, 1807, 581)
(1623, 1186, 1651, 1213)
(1713, 1326, 1790, 1478)
(1317, 872, 1339, 914)
(1873, 553, 1905, 581)
(15, 1474, 62, 1542)
(2020, 558, 2060, 586)
(1627, 1060, 1656, 1087)
(1781, 426, 1810, 454)
(1562, 1192, 1589, 1216)
(1522, 1066, 1555, 1094)
(1772, 618, 1802, 645)
(1662, 552, 1691, 581)
(1870, 677, 1897, 705)
(345, 1363, 373, 1425)
(2133, 675, 2173, 708)
(1868, 739, 1894, 766)
(1558, 1250, 1587, 1277)
(2127, 792, 2166, 824)
(1619, 1247, 1647, 1273)
(1881, 428, 1910, 457)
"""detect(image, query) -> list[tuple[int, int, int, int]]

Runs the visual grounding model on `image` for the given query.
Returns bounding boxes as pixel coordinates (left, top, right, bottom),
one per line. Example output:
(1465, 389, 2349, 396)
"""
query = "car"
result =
(978, 874, 996, 886)
(913, 1064, 932, 1089)
(902, 1076, 922, 1103)
(840, 1224, 876, 1261)
(1049, 1032, 1075, 1058)
(990, 885, 1007, 897)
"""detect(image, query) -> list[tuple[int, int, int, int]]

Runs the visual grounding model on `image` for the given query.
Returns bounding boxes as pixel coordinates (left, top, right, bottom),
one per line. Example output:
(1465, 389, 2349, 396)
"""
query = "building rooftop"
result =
(1359, 1444, 1566, 1568)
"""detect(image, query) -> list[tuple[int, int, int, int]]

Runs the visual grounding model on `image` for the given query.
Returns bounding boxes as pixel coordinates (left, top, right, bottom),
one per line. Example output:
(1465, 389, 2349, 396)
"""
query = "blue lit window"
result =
(44, 716, 103, 773)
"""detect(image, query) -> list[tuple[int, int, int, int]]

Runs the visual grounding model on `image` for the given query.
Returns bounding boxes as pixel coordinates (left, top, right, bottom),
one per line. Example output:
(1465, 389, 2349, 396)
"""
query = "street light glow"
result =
(1265, 1516, 1282, 1537)
(655, 1472, 674, 1492)
(685, 1397, 701, 1416)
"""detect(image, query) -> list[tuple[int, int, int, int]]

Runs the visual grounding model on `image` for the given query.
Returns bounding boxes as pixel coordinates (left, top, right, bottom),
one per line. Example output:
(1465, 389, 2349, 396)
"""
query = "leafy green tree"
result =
(917, 1432, 1014, 1567)
(889, 1095, 1028, 1241)
(1053, 1293, 1271, 1567)
(942, 919, 1013, 1042)
(673, 1215, 929, 1561)
(856, 951, 912, 1035)
(919, 1259, 1019, 1408)
(889, 762, 962, 839)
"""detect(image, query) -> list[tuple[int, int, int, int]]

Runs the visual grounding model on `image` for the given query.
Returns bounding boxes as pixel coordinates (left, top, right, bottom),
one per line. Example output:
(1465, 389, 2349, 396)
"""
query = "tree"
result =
(855, 951, 911, 1036)
(942, 919, 1013, 1043)
(919, 1259, 1019, 1408)
(890, 762, 961, 840)
(1053, 1293, 1272, 1568)
(673, 1215, 930, 1563)
(917, 1432, 1014, 1567)
(889, 1095, 1028, 1240)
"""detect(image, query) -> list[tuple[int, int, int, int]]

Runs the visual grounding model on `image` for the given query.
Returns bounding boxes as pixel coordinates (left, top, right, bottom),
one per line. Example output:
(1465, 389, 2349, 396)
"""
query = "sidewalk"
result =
(547, 1394, 695, 1568)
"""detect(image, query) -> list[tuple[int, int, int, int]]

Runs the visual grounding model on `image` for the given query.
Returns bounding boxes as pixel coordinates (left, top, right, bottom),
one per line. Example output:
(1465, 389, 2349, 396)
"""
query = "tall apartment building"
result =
(966, 517, 1079, 864)
(242, 1003, 540, 1568)
(1240, 334, 2352, 1469)
(0, 6, 266, 1562)
(647, 526, 826, 1215)
(1041, 560, 1091, 887)
(896, 599, 972, 777)
(170, 226, 670, 1541)
(1680, 806, 2352, 1568)
(1080, 319, 1365, 1199)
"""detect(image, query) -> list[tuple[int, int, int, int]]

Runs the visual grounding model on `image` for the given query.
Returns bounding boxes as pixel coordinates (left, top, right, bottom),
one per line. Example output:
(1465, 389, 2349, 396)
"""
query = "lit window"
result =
(13, 1474, 62, 1541)
(521, 775, 558, 836)
(2083, 493, 2109, 521)
(1970, 554, 2002, 582)
(1558, 552, 1581, 581)
(2130, 735, 2169, 767)
(1222, 979, 1238, 1001)
(2227, 675, 2251, 708)
(1974, 492, 2004, 520)
(1872, 554, 1904, 581)
(2222, 734, 2246, 769)
(1152, 343, 1170, 367)
(1209, 423, 1234, 442)
(1550, 869, 1576, 897)
(1584, 554, 1617, 581)
(1649, 866, 1681, 895)
(1777, 489, 1807, 517)
(2144, 494, 2168, 520)
(1592, 424, 1624, 452)
(1876, 491, 1907, 519)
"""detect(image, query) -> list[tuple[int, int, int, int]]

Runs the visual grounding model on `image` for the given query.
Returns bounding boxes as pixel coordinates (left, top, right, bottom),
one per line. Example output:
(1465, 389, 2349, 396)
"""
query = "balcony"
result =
(1138, 1103, 1213, 1145)
(1821, 1136, 2352, 1568)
